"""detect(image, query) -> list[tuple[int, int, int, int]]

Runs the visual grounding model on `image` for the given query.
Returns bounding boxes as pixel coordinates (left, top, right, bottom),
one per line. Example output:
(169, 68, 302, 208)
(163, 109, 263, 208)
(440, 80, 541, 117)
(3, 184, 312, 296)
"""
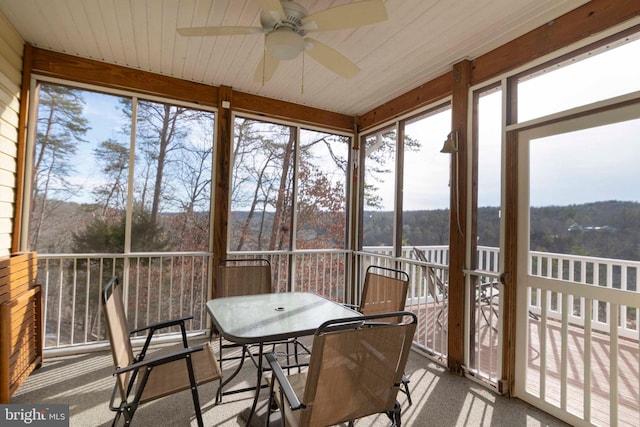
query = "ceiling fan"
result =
(177, 0, 388, 82)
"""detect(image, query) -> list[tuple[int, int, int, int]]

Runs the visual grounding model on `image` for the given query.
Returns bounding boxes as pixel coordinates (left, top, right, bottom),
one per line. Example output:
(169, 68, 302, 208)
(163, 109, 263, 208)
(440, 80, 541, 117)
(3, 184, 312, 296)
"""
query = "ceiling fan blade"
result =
(255, 0, 286, 21)
(304, 38, 359, 79)
(177, 26, 264, 37)
(254, 53, 281, 83)
(302, 0, 387, 32)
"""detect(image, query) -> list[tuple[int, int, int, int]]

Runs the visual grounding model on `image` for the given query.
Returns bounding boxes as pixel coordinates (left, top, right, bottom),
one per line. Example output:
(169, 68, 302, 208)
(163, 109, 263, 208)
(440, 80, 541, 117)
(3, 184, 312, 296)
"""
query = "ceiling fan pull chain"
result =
(263, 43, 267, 86)
(301, 52, 305, 95)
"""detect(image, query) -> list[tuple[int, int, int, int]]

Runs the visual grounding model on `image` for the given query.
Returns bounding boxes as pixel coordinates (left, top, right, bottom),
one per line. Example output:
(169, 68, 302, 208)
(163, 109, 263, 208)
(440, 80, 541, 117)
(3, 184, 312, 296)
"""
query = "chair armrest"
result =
(265, 352, 304, 410)
(132, 315, 195, 361)
(114, 345, 205, 375)
(130, 315, 194, 334)
(478, 281, 500, 302)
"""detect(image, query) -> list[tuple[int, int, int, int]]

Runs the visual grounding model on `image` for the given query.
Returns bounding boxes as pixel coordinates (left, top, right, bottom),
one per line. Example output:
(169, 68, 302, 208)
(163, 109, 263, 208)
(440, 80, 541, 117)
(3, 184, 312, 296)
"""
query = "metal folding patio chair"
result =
(215, 258, 272, 366)
(413, 247, 538, 334)
(101, 276, 221, 427)
(265, 311, 417, 427)
(413, 247, 449, 329)
(351, 265, 413, 405)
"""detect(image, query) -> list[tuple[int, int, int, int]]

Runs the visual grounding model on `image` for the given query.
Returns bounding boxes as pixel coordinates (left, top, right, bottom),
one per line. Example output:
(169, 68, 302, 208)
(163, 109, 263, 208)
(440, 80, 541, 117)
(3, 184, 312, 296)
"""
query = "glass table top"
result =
(206, 292, 361, 344)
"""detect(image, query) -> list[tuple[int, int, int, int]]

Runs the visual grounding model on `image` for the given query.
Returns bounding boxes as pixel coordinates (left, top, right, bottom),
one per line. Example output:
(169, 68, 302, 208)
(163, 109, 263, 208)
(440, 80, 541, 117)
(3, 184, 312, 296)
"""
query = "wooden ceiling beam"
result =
(358, 72, 452, 132)
(232, 90, 354, 132)
(471, 0, 640, 85)
(30, 47, 219, 108)
(29, 47, 354, 133)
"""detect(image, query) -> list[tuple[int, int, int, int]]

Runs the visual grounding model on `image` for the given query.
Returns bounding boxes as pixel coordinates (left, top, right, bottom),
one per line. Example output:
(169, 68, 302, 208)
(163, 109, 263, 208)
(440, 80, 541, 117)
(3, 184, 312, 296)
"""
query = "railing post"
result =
(447, 59, 471, 374)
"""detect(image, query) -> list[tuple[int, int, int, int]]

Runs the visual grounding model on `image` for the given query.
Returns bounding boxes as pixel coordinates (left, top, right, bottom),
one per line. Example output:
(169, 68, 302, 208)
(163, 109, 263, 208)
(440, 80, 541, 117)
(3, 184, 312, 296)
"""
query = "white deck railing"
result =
(529, 251, 640, 338)
(37, 247, 640, 359)
(38, 249, 352, 352)
(39, 252, 212, 350)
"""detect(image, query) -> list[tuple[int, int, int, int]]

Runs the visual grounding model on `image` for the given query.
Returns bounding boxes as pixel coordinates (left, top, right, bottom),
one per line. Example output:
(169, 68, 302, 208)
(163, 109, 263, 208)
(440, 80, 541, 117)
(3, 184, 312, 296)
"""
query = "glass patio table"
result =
(206, 292, 361, 425)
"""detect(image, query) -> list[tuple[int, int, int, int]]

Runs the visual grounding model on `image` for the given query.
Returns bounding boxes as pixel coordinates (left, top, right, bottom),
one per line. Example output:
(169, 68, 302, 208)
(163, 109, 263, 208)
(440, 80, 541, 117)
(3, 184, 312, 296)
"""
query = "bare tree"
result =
(230, 119, 351, 251)
(30, 84, 89, 249)
(92, 138, 128, 217)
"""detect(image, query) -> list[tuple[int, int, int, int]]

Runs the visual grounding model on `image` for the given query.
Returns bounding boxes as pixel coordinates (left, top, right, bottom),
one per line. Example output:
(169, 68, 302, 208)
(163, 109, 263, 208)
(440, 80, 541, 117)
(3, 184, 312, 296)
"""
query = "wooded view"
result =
(365, 201, 640, 262)
(29, 83, 640, 264)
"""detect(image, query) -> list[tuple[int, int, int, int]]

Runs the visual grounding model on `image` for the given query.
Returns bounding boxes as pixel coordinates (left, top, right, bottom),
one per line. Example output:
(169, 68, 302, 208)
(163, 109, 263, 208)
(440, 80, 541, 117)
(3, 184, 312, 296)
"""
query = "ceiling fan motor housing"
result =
(266, 29, 304, 60)
(260, 1, 307, 33)
(261, 1, 308, 60)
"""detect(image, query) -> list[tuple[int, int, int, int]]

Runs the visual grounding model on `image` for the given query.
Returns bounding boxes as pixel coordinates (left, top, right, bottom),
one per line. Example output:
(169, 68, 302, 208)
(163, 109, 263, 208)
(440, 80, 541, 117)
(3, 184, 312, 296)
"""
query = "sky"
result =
(68, 91, 128, 194)
(517, 38, 640, 208)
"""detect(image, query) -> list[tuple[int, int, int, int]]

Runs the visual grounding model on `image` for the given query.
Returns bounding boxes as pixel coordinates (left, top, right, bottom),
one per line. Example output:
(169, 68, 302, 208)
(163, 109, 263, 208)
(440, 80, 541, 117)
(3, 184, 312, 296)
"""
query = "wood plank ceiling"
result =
(0, 0, 589, 116)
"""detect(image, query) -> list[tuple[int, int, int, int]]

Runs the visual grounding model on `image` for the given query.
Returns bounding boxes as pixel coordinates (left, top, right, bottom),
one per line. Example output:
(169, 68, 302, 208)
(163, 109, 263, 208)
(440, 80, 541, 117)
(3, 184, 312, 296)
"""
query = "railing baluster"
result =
(610, 302, 619, 426)
(71, 258, 77, 345)
(84, 259, 90, 344)
(561, 292, 568, 410)
(56, 264, 63, 347)
(97, 258, 105, 341)
(43, 259, 49, 346)
(189, 255, 195, 330)
(584, 296, 592, 423)
(540, 288, 547, 400)
(169, 256, 174, 319)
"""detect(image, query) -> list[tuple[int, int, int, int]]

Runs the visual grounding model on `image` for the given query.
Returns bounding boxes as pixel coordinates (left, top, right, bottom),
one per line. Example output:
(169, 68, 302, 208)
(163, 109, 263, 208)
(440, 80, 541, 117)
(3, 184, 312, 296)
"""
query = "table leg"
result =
(245, 342, 264, 426)
(216, 345, 248, 403)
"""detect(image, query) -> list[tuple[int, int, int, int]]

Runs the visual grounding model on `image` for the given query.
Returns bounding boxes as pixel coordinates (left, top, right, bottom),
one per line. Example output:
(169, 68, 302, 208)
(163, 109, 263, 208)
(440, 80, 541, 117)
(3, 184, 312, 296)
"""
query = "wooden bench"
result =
(0, 252, 42, 403)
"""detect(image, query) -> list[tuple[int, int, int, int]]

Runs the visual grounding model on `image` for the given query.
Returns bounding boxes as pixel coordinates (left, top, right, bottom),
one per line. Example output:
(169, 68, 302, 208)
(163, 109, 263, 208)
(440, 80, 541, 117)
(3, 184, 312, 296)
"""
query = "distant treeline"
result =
(365, 200, 640, 262)
(34, 199, 640, 263)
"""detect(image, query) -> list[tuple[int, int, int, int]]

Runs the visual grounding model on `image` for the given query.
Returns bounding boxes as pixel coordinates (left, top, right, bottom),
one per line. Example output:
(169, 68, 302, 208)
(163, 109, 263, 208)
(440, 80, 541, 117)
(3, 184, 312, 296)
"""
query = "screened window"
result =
(133, 100, 214, 252)
(517, 36, 640, 122)
(29, 82, 215, 254)
(229, 118, 295, 252)
(361, 126, 397, 250)
(476, 87, 502, 271)
(229, 117, 350, 252)
(296, 129, 349, 249)
(402, 107, 452, 251)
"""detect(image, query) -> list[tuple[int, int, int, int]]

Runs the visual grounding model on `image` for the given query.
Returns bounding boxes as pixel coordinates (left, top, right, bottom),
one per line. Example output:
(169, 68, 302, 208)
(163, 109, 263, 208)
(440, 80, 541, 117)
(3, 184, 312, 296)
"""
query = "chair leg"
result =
(401, 374, 412, 406)
(436, 302, 448, 332)
(385, 401, 402, 426)
(110, 409, 121, 427)
(218, 334, 224, 369)
(266, 379, 276, 426)
(109, 383, 136, 426)
(185, 354, 205, 427)
(114, 403, 135, 426)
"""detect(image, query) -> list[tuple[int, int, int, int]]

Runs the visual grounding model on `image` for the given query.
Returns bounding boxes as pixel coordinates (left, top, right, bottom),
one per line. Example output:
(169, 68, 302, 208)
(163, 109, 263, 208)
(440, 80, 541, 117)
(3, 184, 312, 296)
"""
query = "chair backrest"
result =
(216, 258, 271, 298)
(359, 265, 409, 316)
(413, 247, 447, 303)
(300, 312, 417, 427)
(101, 276, 134, 400)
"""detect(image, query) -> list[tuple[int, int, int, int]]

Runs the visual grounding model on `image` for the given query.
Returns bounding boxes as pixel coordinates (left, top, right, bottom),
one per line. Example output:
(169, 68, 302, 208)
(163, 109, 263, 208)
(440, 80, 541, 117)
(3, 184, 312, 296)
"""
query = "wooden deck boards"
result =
(411, 302, 639, 426)
(527, 316, 639, 426)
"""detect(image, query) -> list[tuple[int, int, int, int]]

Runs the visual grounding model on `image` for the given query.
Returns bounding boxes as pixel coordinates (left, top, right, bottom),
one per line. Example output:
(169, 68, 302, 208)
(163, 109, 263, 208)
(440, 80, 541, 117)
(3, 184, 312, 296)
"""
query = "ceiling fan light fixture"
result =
(266, 28, 305, 60)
